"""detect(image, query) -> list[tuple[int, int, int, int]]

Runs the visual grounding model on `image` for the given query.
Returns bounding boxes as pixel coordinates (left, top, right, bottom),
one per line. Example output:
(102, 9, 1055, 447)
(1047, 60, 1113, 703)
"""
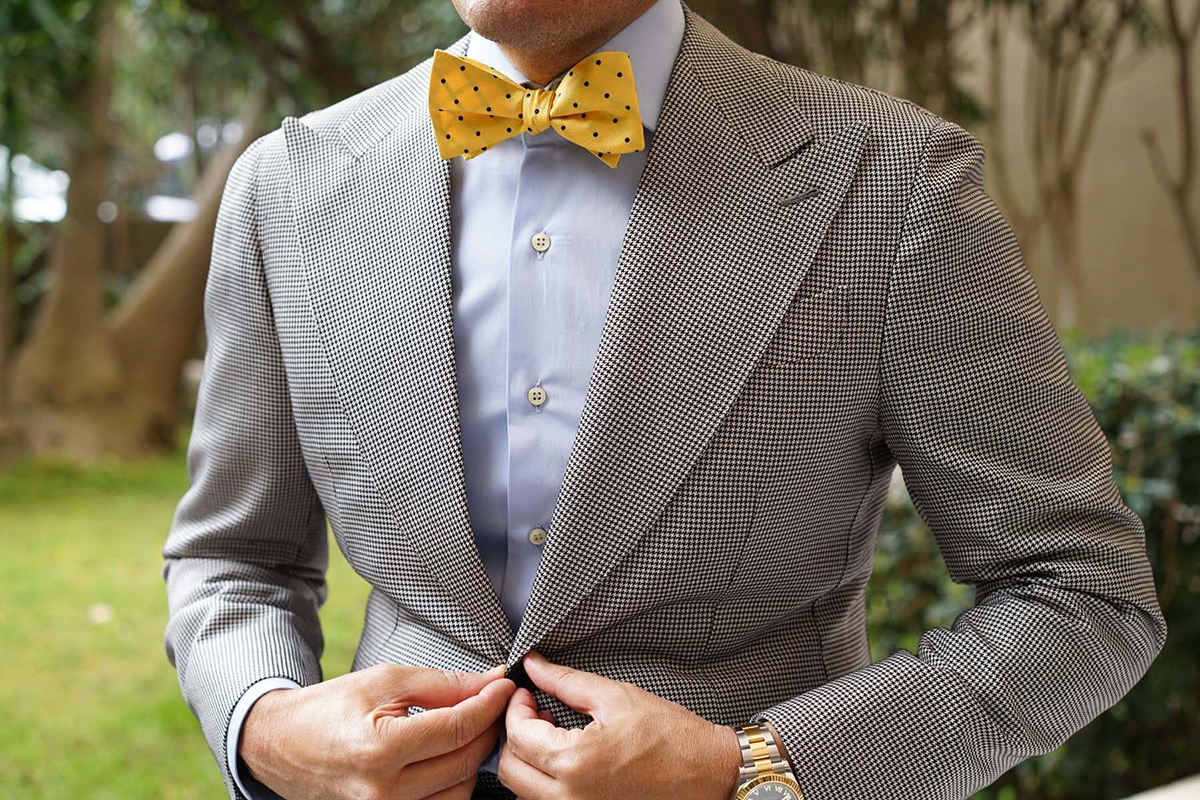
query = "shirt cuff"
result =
(227, 677, 301, 800)
(479, 726, 505, 773)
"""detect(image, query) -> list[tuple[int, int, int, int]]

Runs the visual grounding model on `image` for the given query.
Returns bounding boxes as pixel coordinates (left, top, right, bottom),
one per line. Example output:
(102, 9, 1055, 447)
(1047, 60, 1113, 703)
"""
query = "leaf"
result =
(27, 0, 88, 53)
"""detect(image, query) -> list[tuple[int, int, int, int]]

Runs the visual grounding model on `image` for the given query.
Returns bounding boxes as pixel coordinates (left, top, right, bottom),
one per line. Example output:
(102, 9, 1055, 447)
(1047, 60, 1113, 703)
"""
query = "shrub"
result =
(866, 326, 1200, 799)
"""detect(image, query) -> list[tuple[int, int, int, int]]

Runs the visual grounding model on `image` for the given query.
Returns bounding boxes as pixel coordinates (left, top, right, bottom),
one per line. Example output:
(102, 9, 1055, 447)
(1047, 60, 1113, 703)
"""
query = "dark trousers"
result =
(473, 770, 517, 799)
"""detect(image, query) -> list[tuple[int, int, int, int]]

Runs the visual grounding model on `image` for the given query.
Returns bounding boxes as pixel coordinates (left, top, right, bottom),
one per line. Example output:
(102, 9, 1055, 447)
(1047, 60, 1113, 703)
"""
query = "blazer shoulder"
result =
(756, 54, 952, 166)
(304, 66, 428, 138)
(279, 28, 469, 158)
(236, 72, 417, 194)
(766, 55, 944, 136)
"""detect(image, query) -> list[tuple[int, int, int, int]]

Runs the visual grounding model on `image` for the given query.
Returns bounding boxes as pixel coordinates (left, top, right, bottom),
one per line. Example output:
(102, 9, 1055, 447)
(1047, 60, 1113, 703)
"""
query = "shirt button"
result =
(527, 385, 547, 406)
(528, 527, 548, 546)
(531, 231, 551, 253)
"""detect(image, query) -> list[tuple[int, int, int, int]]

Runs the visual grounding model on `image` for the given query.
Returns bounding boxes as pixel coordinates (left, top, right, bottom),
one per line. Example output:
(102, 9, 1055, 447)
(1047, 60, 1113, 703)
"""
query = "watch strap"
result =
(735, 722, 791, 783)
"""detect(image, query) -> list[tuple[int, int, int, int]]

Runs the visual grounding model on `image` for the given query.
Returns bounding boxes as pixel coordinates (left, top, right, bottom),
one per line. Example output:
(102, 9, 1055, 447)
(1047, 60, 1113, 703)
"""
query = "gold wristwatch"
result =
(731, 722, 803, 800)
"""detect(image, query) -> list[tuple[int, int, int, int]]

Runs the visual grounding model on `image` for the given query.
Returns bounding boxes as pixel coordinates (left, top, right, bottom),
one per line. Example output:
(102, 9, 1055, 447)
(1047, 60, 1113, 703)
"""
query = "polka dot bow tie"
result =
(428, 48, 645, 168)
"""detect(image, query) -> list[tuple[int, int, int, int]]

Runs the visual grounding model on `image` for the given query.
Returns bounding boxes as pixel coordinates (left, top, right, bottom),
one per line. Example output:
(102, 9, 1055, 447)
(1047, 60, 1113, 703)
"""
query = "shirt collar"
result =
(463, 0, 685, 132)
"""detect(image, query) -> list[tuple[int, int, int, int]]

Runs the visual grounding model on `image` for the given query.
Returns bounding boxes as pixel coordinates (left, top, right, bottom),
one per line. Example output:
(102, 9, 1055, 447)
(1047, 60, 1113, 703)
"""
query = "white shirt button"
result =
(527, 385, 547, 407)
(531, 231, 551, 253)
(528, 527, 548, 546)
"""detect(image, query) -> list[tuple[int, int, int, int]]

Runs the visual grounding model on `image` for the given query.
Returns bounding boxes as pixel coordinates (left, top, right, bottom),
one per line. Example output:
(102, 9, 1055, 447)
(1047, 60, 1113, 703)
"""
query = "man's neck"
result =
(494, 3, 655, 87)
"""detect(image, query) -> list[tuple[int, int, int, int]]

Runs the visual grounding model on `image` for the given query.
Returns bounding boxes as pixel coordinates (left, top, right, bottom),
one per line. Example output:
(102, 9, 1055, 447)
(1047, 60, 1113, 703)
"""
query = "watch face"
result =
(736, 774, 803, 800)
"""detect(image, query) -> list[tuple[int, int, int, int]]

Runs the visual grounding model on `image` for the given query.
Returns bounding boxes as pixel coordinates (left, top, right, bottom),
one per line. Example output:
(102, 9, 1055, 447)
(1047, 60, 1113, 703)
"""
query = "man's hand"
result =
(498, 651, 742, 799)
(240, 662, 516, 800)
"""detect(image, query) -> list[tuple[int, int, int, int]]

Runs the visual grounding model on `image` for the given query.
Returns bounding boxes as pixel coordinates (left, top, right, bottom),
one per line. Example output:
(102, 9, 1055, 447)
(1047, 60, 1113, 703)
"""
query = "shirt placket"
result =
(502, 128, 561, 632)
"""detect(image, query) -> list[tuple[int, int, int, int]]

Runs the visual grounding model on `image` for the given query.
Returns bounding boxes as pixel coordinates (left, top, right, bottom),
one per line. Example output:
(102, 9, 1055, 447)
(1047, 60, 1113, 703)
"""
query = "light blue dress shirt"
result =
(228, 0, 686, 794)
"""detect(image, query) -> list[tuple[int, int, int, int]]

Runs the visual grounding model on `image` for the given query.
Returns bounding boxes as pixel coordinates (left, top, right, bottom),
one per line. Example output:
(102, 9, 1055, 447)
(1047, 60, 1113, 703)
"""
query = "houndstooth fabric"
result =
(162, 1, 1167, 798)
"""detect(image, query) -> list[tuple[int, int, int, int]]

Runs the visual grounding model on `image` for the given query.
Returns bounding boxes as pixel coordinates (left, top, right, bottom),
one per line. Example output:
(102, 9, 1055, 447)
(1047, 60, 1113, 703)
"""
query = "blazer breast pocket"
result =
(758, 283, 850, 364)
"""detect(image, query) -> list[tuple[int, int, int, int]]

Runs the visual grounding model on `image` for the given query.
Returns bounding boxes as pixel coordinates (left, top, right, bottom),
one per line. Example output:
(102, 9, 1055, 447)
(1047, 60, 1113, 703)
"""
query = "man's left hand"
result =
(498, 651, 742, 799)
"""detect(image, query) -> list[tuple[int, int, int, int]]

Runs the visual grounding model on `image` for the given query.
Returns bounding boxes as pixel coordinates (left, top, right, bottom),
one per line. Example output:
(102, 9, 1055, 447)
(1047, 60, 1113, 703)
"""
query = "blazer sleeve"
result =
(162, 132, 328, 800)
(751, 119, 1167, 799)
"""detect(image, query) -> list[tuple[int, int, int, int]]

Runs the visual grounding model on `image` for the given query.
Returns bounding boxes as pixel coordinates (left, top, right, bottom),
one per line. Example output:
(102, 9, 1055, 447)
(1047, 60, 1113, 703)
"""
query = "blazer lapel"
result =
(508, 2, 870, 664)
(283, 31, 516, 662)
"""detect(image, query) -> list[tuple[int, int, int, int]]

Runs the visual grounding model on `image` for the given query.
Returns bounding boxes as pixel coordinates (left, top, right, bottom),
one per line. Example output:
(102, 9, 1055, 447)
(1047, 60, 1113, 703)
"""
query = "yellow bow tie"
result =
(428, 48, 645, 168)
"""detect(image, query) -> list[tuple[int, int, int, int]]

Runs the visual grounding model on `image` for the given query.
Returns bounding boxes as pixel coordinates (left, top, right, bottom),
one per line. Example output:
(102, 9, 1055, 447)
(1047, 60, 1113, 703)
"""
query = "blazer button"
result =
(527, 385, 547, 406)
(528, 527, 548, 546)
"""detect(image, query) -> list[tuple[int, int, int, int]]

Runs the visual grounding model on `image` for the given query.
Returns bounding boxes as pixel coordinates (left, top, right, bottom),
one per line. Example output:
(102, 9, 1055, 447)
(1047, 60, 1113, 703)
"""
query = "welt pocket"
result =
(758, 283, 850, 364)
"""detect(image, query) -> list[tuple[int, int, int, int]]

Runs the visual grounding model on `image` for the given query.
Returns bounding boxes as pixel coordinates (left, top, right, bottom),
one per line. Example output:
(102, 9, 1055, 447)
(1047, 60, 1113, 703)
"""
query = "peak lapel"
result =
(283, 32, 515, 662)
(508, 2, 870, 664)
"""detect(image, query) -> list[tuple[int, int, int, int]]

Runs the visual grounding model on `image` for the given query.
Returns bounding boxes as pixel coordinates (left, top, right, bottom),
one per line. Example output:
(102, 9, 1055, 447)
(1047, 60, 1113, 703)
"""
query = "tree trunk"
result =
(8, 0, 123, 457)
(7, 22, 264, 461)
(1046, 178, 1083, 331)
(1143, 0, 1200, 280)
(108, 98, 264, 453)
(898, 0, 953, 117)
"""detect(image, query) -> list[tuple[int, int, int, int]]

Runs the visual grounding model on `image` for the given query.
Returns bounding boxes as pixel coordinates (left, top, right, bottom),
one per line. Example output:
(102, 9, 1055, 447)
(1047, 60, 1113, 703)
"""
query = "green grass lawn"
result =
(0, 447, 373, 799)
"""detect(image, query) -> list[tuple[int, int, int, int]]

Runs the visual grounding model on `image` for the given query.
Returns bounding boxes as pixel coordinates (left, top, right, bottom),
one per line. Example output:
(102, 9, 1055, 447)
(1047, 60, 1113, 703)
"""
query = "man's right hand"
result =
(239, 663, 516, 800)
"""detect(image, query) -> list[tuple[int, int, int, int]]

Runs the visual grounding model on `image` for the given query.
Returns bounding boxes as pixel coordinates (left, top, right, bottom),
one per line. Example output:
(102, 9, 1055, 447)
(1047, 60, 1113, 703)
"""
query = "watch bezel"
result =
(734, 772, 803, 800)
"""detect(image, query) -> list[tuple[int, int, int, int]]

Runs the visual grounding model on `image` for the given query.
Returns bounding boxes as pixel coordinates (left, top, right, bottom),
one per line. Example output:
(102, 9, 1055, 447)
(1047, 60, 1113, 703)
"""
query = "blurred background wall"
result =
(980, 16, 1200, 332)
(1, 1, 1197, 798)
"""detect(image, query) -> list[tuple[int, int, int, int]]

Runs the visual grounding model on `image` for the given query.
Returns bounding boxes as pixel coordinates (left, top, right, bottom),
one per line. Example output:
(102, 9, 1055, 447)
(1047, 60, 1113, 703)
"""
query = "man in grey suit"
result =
(162, 0, 1167, 798)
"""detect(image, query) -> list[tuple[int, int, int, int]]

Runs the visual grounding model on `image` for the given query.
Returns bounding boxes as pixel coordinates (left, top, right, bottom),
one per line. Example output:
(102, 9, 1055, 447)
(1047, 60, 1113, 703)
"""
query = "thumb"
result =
(366, 662, 507, 709)
(521, 651, 619, 718)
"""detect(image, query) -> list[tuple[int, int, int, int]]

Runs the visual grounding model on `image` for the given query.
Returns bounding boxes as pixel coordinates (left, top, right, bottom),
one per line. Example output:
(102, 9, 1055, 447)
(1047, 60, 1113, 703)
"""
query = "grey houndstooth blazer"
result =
(162, 2, 1168, 798)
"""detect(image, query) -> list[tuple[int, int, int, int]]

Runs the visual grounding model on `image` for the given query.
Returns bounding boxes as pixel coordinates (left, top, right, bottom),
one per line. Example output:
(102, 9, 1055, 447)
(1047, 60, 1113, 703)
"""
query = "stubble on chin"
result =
(453, 0, 592, 51)
(460, 0, 660, 57)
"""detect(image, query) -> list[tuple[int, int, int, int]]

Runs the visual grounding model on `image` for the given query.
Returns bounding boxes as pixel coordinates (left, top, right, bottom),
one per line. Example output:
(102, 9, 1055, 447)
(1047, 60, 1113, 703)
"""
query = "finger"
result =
(378, 663, 507, 710)
(498, 738, 557, 799)
(505, 687, 568, 774)
(521, 651, 619, 717)
(395, 676, 515, 763)
(400, 717, 501, 798)
(538, 709, 555, 724)
(499, 686, 568, 772)
(506, 685, 539, 721)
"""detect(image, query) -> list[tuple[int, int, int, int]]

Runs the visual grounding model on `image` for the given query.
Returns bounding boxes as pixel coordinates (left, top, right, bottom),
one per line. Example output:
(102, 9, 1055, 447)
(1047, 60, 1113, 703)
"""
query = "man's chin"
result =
(455, 0, 574, 42)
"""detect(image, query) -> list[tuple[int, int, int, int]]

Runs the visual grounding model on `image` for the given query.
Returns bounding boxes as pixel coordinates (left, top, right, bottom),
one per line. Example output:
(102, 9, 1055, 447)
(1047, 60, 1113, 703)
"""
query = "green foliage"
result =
(1, 0, 105, 164)
(867, 325, 1200, 799)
